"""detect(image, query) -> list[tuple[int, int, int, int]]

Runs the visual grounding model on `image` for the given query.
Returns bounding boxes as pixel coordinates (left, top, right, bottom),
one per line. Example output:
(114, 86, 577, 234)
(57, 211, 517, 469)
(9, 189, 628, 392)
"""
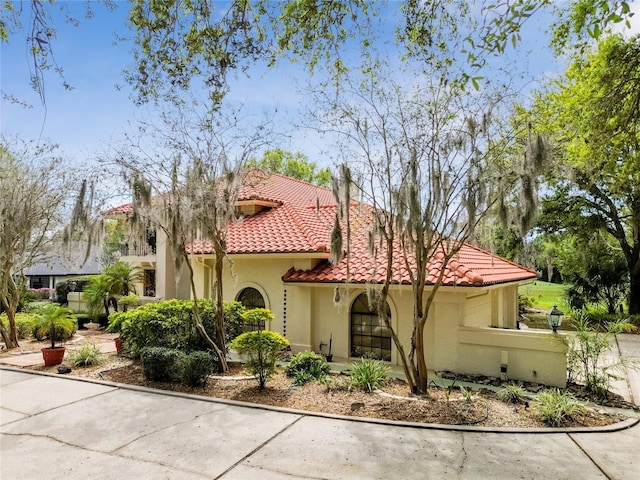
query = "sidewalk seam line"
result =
(213, 415, 305, 480)
(567, 433, 612, 480)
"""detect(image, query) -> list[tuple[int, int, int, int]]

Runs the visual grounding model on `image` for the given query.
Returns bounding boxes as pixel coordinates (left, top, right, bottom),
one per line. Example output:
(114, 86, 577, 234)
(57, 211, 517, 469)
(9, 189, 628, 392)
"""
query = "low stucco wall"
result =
(66, 292, 158, 314)
(457, 326, 567, 387)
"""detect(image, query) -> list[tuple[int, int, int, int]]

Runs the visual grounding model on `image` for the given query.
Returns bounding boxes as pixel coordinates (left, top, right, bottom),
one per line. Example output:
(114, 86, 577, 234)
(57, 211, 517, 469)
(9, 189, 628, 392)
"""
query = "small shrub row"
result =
(1, 309, 77, 342)
(140, 347, 214, 386)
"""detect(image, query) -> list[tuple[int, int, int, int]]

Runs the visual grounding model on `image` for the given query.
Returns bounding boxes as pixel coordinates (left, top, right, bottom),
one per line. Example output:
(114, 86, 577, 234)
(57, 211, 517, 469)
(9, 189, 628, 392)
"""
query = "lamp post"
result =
(547, 305, 564, 333)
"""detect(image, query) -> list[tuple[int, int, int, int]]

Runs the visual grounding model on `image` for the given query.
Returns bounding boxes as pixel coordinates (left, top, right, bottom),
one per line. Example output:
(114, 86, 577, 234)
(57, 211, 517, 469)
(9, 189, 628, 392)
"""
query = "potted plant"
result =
(107, 311, 128, 354)
(34, 304, 77, 367)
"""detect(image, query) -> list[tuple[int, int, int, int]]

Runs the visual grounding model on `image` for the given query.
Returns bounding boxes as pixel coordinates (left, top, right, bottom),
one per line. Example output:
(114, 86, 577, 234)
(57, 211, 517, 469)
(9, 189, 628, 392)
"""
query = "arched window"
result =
(236, 287, 266, 331)
(350, 293, 392, 361)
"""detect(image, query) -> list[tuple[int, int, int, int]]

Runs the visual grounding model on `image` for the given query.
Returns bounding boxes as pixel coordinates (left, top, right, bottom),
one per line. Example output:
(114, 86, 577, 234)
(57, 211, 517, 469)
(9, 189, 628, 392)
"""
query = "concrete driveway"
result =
(1, 365, 639, 480)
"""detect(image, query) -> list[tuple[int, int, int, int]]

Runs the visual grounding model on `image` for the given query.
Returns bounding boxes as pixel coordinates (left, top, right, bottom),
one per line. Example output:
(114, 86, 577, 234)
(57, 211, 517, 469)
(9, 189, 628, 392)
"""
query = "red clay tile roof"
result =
(106, 170, 537, 286)
(279, 203, 537, 286)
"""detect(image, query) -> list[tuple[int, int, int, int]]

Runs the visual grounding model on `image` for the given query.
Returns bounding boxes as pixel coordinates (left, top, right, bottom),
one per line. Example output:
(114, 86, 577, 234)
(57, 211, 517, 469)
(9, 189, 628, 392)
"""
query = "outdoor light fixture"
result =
(547, 305, 564, 333)
(68, 281, 77, 292)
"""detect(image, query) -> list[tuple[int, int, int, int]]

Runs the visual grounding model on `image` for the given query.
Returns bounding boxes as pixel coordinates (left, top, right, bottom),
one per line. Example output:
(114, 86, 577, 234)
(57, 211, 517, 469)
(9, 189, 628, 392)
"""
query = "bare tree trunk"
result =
(546, 256, 553, 283)
(214, 244, 228, 371)
(183, 250, 228, 372)
(0, 274, 21, 349)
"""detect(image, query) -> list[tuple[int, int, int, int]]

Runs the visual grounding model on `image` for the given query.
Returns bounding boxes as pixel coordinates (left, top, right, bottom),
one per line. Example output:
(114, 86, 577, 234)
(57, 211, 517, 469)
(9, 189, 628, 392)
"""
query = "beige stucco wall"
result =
(457, 326, 567, 387)
(190, 254, 566, 387)
(66, 292, 158, 314)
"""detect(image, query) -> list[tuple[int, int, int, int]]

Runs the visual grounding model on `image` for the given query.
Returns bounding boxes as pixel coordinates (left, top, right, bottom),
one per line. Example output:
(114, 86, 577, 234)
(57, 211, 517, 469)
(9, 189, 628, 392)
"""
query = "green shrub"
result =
(285, 351, 330, 380)
(241, 308, 274, 331)
(518, 292, 534, 314)
(565, 310, 638, 398)
(497, 384, 527, 404)
(140, 347, 186, 382)
(0, 312, 38, 339)
(67, 343, 104, 367)
(348, 358, 390, 392)
(223, 301, 246, 341)
(535, 389, 586, 427)
(113, 299, 244, 360)
(182, 351, 214, 386)
(230, 330, 290, 389)
(292, 370, 315, 386)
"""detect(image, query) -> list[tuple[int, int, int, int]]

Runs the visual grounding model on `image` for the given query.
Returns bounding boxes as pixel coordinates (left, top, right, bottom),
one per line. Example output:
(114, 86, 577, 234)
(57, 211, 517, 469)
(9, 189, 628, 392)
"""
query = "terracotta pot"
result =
(114, 337, 124, 354)
(41, 347, 66, 367)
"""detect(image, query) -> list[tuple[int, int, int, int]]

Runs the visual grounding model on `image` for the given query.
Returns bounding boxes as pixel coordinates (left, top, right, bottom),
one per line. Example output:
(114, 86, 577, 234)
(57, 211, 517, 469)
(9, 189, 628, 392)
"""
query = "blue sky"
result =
(1, 1, 638, 169)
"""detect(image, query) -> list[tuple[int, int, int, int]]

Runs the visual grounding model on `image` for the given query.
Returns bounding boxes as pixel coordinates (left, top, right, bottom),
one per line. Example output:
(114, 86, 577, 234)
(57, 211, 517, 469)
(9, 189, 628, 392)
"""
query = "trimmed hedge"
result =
(140, 347, 213, 385)
(141, 347, 186, 382)
(108, 299, 246, 360)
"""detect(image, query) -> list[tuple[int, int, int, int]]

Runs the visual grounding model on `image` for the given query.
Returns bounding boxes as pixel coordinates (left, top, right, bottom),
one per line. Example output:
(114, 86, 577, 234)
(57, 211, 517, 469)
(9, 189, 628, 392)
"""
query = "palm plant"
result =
(33, 304, 76, 349)
(82, 274, 113, 320)
(104, 261, 143, 297)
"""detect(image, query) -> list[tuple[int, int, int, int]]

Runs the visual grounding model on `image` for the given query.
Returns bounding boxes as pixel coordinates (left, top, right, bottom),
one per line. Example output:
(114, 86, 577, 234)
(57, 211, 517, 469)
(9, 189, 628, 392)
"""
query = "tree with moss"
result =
(0, 140, 71, 349)
(115, 104, 272, 371)
(324, 61, 523, 393)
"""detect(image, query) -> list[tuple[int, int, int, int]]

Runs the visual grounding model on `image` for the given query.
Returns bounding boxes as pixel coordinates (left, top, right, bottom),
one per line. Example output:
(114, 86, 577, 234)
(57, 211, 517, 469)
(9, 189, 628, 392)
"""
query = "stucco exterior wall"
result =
(457, 326, 567, 387)
(190, 255, 566, 387)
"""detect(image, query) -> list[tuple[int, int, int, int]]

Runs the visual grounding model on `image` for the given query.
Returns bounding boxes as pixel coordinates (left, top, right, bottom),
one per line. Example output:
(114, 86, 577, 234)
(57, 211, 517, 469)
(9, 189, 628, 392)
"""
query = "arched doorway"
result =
(350, 293, 392, 361)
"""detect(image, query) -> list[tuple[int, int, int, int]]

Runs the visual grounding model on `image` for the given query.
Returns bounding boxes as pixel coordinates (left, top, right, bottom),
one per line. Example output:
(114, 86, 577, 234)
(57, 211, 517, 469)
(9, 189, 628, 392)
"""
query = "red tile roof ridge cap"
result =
(267, 171, 334, 193)
(281, 203, 328, 252)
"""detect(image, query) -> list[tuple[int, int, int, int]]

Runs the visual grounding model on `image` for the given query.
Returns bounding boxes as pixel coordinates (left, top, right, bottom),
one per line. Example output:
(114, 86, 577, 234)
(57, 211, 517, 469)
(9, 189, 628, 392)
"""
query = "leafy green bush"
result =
(241, 308, 274, 331)
(113, 299, 222, 358)
(223, 301, 246, 341)
(0, 312, 38, 339)
(535, 389, 586, 427)
(348, 358, 390, 392)
(140, 347, 186, 382)
(497, 384, 527, 404)
(285, 351, 330, 380)
(565, 310, 637, 398)
(182, 351, 214, 386)
(67, 343, 104, 367)
(230, 330, 290, 389)
(518, 292, 534, 314)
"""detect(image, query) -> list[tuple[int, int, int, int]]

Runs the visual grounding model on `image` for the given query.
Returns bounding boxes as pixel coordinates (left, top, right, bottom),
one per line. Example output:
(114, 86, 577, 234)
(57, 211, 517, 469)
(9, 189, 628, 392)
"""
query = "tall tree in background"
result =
(248, 149, 331, 187)
(0, 139, 70, 348)
(539, 34, 640, 314)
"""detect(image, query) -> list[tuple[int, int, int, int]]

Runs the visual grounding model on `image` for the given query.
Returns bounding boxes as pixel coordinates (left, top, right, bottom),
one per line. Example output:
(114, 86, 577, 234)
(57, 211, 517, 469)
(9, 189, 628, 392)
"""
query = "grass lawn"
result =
(519, 281, 567, 311)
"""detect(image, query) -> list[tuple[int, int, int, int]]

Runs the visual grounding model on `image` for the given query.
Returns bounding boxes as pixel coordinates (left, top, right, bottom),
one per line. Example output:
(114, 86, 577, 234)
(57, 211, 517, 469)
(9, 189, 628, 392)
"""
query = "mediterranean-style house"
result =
(103, 171, 567, 387)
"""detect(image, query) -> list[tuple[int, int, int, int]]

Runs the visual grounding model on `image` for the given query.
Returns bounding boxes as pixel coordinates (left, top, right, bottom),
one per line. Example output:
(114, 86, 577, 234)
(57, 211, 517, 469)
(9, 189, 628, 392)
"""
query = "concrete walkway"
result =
(2, 334, 640, 479)
(0, 366, 638, 480)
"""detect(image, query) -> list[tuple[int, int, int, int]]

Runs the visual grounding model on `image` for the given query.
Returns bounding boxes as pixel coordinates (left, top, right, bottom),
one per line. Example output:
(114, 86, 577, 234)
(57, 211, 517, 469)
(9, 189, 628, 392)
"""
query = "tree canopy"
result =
(247, 149, 331, 187)
(0, 140, 71, 348)
(538, 34, 640, 313)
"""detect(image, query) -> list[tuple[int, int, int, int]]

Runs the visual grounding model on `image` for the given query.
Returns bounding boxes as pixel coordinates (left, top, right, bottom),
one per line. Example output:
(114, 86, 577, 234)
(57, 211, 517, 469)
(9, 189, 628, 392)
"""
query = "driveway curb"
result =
(2, 365, 637, 434)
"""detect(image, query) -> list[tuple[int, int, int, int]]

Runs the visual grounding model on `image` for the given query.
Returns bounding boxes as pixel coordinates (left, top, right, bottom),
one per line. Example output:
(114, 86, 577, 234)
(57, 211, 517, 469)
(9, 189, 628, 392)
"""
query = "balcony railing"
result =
(120, 242, 156, 257)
